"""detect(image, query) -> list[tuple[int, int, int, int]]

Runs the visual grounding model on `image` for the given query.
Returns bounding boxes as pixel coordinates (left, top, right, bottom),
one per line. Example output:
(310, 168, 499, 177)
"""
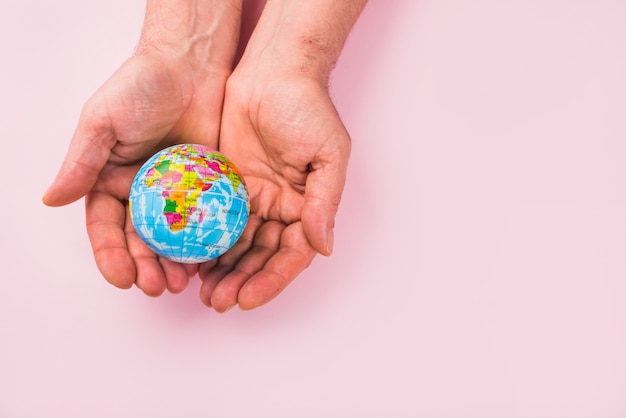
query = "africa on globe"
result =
(129, 144, 250, 263)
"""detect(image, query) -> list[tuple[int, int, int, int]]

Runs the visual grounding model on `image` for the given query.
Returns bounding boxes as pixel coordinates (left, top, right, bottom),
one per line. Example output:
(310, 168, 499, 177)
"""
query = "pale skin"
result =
(43, 0, 367, 312)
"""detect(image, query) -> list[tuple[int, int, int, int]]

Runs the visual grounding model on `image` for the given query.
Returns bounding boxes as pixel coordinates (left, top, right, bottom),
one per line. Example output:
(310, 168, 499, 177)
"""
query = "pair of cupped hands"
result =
(42, 5, 351, 313)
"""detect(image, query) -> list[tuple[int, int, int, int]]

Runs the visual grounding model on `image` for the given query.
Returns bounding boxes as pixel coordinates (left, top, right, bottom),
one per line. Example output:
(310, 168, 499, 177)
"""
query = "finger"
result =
(198, 260, 221, 308)
(43, 101, 116, 207)
(184, 263, 200, 278)
(302, 129, 351, 255)
(237, 221, 317, 311)
(85, 191, 136, 289)
(94, 160, 192, 291)
(198, 214, 262, 307)
(210, 220, 284, 312)
(124, 206, 168, 297)
(159, 257, 190, 294)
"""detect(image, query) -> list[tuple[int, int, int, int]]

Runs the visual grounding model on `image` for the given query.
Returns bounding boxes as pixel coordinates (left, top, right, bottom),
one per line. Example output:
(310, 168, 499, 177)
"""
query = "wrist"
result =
(137, 0, 242, 73)
(236, 0, 367, 84)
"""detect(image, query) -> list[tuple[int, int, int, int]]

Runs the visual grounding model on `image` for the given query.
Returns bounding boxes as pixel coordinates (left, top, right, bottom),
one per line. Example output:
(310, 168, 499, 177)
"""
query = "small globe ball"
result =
(129, 144, 250, 263)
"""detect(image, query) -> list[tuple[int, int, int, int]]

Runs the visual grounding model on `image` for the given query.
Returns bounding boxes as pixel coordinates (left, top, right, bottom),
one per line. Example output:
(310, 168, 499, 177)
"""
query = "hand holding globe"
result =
(42, 0, 362, 312)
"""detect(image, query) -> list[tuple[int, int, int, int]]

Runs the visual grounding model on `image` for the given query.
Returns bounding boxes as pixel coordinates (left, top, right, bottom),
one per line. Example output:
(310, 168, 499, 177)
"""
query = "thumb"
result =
(301, 135, 351, 256)
(43, 106, 115, 207)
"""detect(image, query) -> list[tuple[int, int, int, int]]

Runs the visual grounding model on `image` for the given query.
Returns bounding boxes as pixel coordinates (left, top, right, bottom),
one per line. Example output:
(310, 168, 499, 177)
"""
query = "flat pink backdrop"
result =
(2, 0, 626, 417)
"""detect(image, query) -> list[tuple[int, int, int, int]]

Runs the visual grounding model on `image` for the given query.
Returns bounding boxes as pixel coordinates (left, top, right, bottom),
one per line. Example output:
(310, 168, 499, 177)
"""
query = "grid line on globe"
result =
(128, 144, 250, 264)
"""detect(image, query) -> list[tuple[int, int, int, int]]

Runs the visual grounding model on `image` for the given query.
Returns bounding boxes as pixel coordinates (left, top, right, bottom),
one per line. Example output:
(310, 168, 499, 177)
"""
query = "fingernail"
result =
(326, 229, 334, 256)
(222, 304, 236, 313)
(41, 188, 52, 205)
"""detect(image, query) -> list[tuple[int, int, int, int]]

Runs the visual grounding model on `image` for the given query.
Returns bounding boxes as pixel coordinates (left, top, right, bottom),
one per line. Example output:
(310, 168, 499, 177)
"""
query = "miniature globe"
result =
(129, 144, 250, 263)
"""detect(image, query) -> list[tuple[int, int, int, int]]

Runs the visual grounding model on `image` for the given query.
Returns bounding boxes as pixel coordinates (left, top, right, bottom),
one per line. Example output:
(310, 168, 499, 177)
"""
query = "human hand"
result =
(198, 71, 351, 312)
(195, 0, 366, 312)
(43, 0, 241, 296)
(197, 0, 368, 312)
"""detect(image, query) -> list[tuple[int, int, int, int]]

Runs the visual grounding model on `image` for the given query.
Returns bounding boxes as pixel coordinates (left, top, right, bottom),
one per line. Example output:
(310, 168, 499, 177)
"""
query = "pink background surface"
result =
(2, 0, 626, 416)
